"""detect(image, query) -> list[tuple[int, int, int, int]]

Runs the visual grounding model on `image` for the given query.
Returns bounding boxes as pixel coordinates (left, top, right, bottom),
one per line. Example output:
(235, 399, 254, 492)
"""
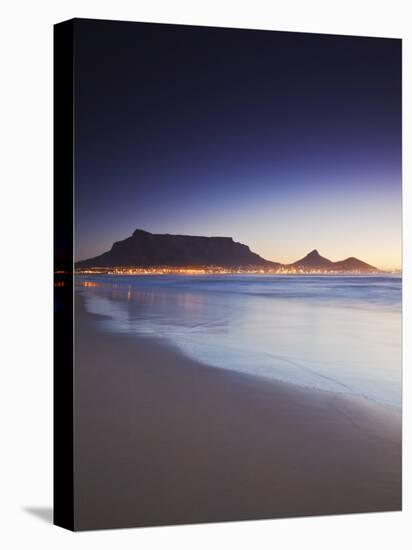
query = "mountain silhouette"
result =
(332, 257, 378, 272)
(291, 249, 333, 270)
(75, 230, 380, 272)
(76, 229, 280, 269)
(288, 249, 377, 272)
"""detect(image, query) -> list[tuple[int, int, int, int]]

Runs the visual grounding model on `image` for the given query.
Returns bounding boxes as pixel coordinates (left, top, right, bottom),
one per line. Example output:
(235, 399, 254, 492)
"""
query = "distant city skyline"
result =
(74, 20, 401, 270)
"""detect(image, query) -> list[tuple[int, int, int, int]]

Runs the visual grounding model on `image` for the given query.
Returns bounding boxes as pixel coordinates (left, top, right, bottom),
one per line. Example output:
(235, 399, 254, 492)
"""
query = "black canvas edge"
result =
(58, 16, 401, 41)
(53, 18, 75, 531)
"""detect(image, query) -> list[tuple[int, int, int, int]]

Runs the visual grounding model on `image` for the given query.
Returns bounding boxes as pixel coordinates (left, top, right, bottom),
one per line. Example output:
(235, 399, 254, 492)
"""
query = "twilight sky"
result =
(74, 19, 401, 269)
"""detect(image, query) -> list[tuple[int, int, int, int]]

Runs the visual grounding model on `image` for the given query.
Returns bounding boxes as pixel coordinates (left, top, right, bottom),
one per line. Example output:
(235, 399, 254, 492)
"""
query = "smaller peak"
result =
(307, 249, 320, 257)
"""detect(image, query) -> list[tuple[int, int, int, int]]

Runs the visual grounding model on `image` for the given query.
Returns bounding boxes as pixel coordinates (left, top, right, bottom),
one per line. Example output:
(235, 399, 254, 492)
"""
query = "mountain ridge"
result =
(288, 249, 378, 272)
(75, 229, 380, 272)
(76, 229, 280, 269)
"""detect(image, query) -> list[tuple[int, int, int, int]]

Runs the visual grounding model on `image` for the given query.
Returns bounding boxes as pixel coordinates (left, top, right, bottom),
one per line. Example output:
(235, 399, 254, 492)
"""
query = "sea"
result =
(76, 274, 402, 409)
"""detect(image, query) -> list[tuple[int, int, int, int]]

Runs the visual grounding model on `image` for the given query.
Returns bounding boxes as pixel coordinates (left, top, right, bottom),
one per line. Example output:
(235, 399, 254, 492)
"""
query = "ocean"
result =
(76, 274, 402, 408)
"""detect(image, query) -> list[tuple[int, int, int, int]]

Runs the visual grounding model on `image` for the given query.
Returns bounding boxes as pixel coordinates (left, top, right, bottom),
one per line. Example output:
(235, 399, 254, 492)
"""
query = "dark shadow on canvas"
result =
(23, 507, 53, 524)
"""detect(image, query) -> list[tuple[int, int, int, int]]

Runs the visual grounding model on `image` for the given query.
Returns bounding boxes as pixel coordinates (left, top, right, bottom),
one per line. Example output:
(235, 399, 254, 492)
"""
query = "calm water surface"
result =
(76, 275, 401, 408)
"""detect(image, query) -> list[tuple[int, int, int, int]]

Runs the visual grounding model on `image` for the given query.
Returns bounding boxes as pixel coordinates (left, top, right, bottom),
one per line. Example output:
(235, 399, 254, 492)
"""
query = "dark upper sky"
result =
(74, 19, 401, 268)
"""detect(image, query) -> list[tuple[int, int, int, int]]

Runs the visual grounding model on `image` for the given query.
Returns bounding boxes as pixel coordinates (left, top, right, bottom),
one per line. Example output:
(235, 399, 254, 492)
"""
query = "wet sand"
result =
(74, 296, 401, 530)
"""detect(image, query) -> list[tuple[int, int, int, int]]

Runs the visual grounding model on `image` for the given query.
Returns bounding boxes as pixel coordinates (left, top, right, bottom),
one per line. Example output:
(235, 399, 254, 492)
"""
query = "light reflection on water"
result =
(76, 275, 401, 408)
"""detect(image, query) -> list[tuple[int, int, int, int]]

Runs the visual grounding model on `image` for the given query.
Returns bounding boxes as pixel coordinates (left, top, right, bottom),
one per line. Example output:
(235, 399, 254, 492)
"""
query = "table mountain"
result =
(75, 229, 280, 269)
(76, 231, 379, 272)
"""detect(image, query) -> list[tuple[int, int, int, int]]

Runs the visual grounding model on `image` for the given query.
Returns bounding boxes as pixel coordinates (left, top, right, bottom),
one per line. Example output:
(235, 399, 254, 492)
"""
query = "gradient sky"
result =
(74, 19, 402, 269)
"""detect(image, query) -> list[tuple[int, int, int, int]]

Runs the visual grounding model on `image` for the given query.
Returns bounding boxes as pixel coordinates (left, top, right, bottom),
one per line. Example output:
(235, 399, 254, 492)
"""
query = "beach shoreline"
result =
(74, 293, 401, 530)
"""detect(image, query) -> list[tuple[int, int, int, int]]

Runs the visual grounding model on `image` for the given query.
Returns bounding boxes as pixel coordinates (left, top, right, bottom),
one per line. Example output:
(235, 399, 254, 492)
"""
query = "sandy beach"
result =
(74, 295, 401, 530)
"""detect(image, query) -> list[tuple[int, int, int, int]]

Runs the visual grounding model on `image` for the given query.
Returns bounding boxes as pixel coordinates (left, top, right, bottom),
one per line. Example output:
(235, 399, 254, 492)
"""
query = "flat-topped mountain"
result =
(289, 249, 378, 273)
(76, 229, 280, 269)
(75, 230, 380, 273)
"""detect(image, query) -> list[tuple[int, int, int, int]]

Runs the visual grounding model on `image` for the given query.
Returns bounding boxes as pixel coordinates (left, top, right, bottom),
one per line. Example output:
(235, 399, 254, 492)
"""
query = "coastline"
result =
(74, 293, 401, 530)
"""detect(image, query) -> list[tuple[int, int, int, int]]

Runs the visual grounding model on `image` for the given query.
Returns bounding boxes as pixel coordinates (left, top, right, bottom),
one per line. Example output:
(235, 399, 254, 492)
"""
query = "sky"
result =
(74, 19, 402, 269)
